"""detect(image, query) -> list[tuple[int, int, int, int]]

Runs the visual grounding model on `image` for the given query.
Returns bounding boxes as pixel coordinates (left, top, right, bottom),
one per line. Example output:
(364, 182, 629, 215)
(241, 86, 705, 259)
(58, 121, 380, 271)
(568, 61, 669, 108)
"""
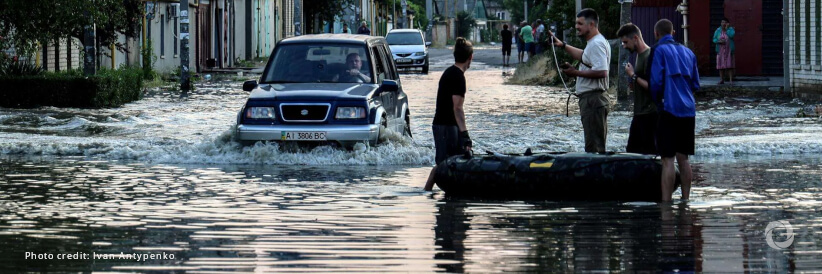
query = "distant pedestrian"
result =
(357, 21, 371, 35)
(341, 23, 350, 34)
(500, 24, 513, 66)
(520, 21, 534, 61)
(548, 8, 612, 153)
(648, 19, 700, 202)
(516, 22, 526, 63)
(713, 18, 735, 84)
(534, 19, 545, 55)
(424, 37, 474, 191)
(619, 23, 657, 155)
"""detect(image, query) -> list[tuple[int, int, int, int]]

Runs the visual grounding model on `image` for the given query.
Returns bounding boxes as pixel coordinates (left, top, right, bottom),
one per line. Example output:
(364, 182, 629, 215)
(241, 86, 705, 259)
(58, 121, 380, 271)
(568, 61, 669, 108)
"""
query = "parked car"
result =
(236, 34, 412, 148)
(385, 29, 431, 74)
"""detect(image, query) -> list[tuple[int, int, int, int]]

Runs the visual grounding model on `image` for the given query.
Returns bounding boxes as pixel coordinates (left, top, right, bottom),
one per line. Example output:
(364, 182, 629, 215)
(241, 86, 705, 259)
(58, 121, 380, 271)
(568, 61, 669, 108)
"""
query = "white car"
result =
(385, 29, 431, 74)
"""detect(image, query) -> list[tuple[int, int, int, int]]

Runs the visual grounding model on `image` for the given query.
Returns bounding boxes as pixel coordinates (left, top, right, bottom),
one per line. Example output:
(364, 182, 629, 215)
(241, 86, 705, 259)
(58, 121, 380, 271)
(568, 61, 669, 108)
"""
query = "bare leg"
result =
(718, 70, 725, 84)
(661, 156, 676, 201)
(728, 69, 734, 85)
(675, 153, 692, 200)
(424, 166, 437, 191)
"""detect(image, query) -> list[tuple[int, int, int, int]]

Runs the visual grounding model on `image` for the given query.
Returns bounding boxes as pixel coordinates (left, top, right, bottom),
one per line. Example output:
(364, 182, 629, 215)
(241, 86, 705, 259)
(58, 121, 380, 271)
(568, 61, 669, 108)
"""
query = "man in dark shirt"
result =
(424, 37, 474, 191)
(500, 24, 513, 66)
(357, 21, 371, 35)
(619, 23, 657, 155)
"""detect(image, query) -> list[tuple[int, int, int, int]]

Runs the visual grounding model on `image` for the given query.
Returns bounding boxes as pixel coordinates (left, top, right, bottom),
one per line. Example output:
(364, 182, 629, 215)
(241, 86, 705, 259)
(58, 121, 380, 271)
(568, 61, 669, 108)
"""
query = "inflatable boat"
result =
(434, 152, 680, 201)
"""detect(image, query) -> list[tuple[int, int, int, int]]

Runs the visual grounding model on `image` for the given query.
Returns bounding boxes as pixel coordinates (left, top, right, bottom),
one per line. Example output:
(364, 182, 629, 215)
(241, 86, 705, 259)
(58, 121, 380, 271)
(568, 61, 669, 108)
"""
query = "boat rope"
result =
(548, 34, 577, 117)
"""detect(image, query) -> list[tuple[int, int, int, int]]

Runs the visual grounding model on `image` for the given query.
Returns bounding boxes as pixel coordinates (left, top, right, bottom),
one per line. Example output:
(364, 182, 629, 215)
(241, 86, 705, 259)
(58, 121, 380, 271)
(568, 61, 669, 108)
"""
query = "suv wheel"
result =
(403, 113, 413, 138)
(375, 115, 388, 145)
(422, 57, 429, 74)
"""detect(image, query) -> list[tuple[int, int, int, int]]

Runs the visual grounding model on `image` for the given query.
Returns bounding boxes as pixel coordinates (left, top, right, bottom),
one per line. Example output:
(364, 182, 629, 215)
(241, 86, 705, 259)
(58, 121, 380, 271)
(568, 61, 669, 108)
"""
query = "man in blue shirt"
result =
(648, 19, 699, 202)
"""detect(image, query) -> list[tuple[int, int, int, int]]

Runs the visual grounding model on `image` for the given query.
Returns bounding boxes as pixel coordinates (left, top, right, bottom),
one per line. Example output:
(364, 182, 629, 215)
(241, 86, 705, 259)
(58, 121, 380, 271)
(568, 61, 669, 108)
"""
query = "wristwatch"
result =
(561, 41, 567, 49)
(630, 74, 638, 82)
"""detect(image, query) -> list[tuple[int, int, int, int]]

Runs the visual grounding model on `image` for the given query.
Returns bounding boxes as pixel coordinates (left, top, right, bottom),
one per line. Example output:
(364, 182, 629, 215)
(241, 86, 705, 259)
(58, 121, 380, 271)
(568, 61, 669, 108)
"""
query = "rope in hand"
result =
(548, 33, 578, 117)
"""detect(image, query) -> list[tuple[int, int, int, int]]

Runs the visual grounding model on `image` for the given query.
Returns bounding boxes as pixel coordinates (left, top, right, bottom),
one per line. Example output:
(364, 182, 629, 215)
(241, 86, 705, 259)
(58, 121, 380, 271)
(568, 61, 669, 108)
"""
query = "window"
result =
(385, 32, 424, 45)
(174, 16, 178, 56)
(795, 0, 800, 64)
(371, 46, 386, 83)
(806, 0, 811, 65)
(380, 45, 398, 80)
(262, 44, 371, 83)
(161, 14, 165, 57)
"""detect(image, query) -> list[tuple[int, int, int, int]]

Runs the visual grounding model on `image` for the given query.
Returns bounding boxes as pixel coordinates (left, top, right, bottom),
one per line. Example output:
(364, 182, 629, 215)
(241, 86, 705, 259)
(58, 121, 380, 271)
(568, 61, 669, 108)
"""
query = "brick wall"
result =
(789, 0, 822, 93)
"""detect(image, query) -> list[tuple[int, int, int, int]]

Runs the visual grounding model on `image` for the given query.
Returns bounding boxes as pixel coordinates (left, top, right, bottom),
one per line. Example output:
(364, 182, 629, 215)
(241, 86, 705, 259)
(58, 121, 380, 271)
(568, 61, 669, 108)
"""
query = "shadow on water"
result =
(0, 155, 820, 272)
(434, 198, 703, 272)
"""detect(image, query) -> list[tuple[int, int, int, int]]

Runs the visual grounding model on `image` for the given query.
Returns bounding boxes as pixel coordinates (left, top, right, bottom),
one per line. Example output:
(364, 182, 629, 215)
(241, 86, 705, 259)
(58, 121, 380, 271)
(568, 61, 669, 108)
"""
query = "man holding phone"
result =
(548, 8, 611, 153)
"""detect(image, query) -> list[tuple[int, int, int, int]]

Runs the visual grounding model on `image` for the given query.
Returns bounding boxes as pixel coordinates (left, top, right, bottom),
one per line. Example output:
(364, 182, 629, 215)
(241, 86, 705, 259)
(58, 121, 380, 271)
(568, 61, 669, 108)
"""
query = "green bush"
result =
(0, 67, 144, 108)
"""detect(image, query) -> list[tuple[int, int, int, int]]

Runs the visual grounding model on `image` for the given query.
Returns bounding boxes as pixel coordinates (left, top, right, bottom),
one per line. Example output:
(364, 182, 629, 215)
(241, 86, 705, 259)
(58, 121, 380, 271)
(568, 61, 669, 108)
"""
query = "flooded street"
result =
(1, 48, 821, 272)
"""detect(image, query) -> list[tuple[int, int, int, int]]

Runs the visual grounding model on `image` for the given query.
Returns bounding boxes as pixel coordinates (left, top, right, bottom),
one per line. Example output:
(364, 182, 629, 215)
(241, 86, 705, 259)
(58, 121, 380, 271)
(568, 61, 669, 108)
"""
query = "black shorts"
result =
(626, 113, 658, 154)
(502, 44, 512, 56)
(433, 124, 462, 164)
(656, 111, 695, 157)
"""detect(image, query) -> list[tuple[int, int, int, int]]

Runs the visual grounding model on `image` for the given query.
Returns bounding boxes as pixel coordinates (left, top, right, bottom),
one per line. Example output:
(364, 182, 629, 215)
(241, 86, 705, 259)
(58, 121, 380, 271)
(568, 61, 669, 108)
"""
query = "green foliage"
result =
(0, 67, 144, 108)
(141, 39, 157, 81)
(480, 28, 501, 43)
(0, 61, 44, 76)
(455, 11, 476, 38)
(304, 0, 358, 33)
(0, 0, 143, 59)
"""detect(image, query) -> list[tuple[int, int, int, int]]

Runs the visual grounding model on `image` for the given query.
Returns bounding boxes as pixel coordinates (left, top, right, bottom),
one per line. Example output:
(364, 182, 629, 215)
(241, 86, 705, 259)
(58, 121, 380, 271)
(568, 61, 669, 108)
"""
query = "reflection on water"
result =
(1, 155, 821, 272)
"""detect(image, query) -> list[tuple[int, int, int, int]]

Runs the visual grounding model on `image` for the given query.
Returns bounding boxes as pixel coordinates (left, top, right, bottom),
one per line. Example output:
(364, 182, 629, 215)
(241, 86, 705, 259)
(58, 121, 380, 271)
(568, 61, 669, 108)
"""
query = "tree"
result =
(303, 0, 358, 34)
(0, 0, 142, 64)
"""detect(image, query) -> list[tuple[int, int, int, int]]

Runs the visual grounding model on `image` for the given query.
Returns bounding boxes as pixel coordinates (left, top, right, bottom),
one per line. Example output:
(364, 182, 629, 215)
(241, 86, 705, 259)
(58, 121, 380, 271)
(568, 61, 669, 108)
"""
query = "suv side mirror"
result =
(242, 80, 258, 92)
(381, 79, 399, 92)
(425, 41, 432, 47)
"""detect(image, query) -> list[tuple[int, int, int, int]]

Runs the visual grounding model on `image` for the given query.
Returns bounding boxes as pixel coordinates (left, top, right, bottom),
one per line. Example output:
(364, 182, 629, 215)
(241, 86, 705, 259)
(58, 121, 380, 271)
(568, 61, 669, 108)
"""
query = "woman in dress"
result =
(713, 18, 735, 84)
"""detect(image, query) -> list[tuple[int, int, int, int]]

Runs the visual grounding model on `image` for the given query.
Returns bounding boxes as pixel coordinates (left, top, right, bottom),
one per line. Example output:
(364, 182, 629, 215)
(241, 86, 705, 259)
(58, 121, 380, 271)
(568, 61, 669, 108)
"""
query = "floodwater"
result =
(1, 55, 821, 272)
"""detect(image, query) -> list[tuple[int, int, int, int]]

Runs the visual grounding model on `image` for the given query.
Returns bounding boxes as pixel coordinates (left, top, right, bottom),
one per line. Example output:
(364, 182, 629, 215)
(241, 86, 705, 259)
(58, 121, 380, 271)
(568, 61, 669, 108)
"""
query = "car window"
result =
(262, 44, 372, 83)
(385, 32, 424, 45)
(379, 45, 398, 80)
(371, 46, 386, 83)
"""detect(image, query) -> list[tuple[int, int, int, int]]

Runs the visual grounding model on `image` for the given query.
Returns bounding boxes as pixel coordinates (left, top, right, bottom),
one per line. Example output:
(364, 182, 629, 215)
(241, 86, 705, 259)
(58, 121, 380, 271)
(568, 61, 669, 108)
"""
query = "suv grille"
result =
(396, 53, 412, 57)
(280, 104, 330, 122)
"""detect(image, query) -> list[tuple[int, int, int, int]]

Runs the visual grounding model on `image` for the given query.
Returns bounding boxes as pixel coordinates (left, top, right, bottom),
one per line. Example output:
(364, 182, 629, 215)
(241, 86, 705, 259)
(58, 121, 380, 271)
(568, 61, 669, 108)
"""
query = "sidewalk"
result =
(700, 76, 784, 92)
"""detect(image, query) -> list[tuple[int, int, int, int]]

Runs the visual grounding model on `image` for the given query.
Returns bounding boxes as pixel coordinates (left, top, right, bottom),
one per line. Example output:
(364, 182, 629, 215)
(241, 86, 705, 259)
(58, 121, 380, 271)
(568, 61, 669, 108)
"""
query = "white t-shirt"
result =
(575, 34, 611, 95)
(536, 24, 545, 41)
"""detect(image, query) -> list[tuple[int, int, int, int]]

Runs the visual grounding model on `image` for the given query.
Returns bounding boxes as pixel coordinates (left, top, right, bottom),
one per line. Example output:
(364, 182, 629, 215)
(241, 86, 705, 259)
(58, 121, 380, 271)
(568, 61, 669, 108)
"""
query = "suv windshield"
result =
(262, 44, 373, 84)
(386, 32, 423, 46)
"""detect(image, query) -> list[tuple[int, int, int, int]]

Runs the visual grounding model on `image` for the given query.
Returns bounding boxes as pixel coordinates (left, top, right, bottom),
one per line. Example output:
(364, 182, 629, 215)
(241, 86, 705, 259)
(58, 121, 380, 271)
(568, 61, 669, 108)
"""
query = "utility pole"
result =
(524, 1, 528, 23)
(83, 5, 96, 76)
(393, 0, 396, 29)
(401, 0, 407, 29)
(295, 0, 302, 36)
(180, 0, 191, 92)
(617, 0, 632, 101)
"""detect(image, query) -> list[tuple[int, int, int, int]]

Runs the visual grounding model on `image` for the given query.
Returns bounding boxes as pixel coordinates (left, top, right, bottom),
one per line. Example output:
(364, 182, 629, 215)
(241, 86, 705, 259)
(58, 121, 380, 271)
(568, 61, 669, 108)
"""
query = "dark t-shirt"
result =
(501, 29, 513, 46)
(634, 48, 657, 115)
(433, 65, 467, 126)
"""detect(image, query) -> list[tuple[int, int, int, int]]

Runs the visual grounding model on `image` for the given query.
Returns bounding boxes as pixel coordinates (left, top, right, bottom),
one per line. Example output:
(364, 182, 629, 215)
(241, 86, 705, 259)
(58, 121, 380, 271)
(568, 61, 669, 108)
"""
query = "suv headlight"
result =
(245, 107, 276, 119)
(335, 107, 367, 119)
(414, 52, 426, 56)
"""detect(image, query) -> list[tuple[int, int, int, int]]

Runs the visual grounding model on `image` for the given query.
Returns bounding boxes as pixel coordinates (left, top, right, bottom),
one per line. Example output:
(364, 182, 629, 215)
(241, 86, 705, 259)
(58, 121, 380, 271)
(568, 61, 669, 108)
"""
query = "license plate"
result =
(397, 58, 412, 63)
(281, 131, 327, 141)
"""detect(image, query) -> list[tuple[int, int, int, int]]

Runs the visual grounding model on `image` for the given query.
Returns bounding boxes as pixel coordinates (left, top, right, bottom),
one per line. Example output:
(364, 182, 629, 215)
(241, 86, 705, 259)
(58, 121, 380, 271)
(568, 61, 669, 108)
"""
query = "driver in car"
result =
(333, 53, 372, 83)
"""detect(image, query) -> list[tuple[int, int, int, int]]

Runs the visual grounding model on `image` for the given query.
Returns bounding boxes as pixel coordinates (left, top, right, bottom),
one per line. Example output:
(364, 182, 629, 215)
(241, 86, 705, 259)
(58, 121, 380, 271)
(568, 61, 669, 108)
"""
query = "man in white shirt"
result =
(548, 8, 612, 153)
